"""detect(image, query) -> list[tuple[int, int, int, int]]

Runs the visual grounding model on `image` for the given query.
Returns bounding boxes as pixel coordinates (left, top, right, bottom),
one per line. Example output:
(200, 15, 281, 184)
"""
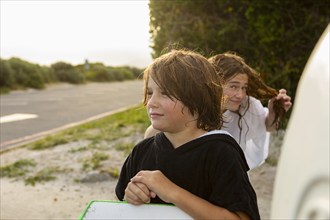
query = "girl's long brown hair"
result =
(209, 52, 285, 129)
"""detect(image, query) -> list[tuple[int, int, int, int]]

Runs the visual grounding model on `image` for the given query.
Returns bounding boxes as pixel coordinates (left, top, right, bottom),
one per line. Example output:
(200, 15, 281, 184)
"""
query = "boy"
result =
(115, 49, 260, 219)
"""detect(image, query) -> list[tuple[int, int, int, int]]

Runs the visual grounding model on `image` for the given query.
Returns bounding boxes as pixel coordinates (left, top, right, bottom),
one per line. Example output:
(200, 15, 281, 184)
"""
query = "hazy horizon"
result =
(0, 1, 153, 68)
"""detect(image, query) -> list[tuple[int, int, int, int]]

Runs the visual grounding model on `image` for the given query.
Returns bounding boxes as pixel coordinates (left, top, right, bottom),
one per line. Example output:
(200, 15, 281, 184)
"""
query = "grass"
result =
(27, 104, 149, 150)
(0, 104, 150, 185)
(24, 166, 71, 186)
(80, 152, 110, 171)
(100, 167, 120, 178)
(0, 159, 36, 178)
(115, 142, 136, 156)
(29, 135, 69, 150)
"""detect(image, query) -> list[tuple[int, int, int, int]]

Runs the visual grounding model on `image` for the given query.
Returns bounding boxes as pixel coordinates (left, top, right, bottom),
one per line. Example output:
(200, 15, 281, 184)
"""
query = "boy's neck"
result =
(164, 128, 207, 149)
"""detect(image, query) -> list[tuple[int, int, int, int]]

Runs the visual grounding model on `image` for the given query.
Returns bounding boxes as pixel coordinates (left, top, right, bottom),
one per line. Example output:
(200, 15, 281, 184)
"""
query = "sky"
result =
(0, 0, 153, 68)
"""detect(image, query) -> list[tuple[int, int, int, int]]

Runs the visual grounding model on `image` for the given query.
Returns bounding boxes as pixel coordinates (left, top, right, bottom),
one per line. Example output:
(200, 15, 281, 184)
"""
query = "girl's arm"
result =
(144, 125, 160, 138)
(130, 170, 250, 220)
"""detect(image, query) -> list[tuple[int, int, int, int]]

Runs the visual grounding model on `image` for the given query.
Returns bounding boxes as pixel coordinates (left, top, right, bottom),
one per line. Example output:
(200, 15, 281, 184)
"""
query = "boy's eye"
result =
(146, 91, 152, 98)
(159, 89, 170, 96)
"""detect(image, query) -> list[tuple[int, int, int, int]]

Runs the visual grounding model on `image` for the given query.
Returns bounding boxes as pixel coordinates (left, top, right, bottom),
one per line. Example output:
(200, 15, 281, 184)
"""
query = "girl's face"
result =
(146, 77, 197, 133)
(223, 73, 248, 111)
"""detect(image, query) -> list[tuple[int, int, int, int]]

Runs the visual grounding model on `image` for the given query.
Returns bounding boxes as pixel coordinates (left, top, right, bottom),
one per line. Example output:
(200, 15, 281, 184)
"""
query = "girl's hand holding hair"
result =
(266, 89, 292, 131)
(268, 89, 292, 112)
(276, 89, 292, 112)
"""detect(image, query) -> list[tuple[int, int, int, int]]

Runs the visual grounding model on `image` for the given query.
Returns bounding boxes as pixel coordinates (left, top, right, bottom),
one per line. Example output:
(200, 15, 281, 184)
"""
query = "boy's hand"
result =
(131, 170, 177, 204)
(124, 182, 155, 205)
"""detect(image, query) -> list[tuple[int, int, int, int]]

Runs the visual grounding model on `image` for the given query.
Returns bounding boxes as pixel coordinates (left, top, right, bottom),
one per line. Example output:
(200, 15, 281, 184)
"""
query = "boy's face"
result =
(146, 77, 197, 133)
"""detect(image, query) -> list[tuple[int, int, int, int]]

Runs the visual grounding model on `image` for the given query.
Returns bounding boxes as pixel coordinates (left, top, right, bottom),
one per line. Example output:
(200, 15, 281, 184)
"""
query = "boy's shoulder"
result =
(199, 131, 238, 146)
(134, 136, 155, 150)
(198, 132, 249, 170)
(132, 133, 166, 153)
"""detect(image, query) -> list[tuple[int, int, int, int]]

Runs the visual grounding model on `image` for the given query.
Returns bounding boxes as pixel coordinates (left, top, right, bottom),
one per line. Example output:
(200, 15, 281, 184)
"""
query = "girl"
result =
(208, 52, 292, 168)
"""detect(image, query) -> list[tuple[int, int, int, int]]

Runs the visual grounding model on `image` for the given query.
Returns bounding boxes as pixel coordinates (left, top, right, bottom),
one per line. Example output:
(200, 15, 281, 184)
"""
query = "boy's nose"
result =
(147, 94, 158, 108)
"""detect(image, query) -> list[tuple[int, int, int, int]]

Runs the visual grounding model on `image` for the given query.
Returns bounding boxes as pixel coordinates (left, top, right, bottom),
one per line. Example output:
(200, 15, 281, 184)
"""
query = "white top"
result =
(222, 96, 270, 169)
(200, 129, 232, 137)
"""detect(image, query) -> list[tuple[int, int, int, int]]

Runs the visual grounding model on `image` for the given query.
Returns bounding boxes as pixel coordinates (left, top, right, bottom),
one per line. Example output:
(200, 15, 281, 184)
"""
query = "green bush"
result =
(108, 67, 125, 81)
(40, 65, 58, 83)
(51, 62, 85, 84)
(7, 57, 45, 89)
(108, 67, 136, 81)
(0, 59, 15, 88)
(130, 66, 144, 79)
(87, 64, 115, 82)
(0, 58, 144, 93)
(116, 67, 135, 80)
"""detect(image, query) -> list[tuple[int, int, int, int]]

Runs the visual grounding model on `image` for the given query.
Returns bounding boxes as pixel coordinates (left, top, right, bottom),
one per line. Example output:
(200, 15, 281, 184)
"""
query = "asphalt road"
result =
(0, 80, 144, 150)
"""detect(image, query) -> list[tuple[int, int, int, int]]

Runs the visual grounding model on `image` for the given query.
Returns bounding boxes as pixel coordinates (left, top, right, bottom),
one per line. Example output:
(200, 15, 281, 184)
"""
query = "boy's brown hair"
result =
(143, 49, 223, 131)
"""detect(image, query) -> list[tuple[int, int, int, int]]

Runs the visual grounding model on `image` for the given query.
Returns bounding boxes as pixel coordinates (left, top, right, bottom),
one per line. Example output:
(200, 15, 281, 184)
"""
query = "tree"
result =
(149, 0, 329, 102)
(7, 57, 45, 89)
(51, 62, 85, 84)
(0, 59, 15, 88)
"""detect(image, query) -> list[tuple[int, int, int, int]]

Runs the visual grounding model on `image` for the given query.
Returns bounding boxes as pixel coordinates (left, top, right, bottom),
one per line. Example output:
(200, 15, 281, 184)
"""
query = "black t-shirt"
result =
(115, 132, 260, 219)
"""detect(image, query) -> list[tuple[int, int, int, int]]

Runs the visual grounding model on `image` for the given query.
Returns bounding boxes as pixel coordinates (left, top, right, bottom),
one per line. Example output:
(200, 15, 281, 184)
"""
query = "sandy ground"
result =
(0, 131, 284, 220)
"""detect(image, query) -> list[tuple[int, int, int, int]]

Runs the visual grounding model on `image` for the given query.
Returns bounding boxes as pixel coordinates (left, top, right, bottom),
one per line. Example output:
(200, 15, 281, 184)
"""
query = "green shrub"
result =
(0, 59, 15, 88)
(129, 66, 144, 79)
(0, 57, 145, 93)
(6, 57, 45, 89)
(40, 65, 57, 83)
(51, 61, 85, 84)
(88, 67, 115, 82)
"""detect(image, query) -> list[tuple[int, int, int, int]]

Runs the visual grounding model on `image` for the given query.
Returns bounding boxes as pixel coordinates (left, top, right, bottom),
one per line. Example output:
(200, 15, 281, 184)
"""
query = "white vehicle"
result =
(271, 24, 329, 218)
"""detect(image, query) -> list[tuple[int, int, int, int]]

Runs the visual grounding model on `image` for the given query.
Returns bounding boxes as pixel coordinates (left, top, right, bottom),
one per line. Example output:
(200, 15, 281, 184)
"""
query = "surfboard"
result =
(79, 200, 192, 219)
